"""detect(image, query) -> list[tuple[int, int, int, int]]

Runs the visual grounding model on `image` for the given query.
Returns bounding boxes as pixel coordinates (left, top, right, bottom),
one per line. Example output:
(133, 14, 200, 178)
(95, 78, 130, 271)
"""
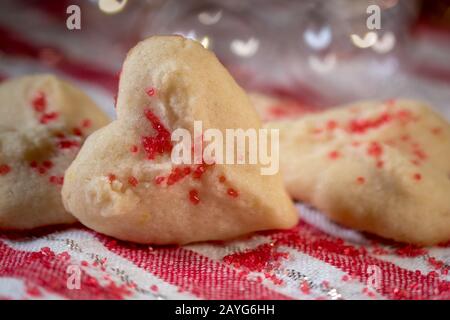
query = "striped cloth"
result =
(1, 0, 450, 300)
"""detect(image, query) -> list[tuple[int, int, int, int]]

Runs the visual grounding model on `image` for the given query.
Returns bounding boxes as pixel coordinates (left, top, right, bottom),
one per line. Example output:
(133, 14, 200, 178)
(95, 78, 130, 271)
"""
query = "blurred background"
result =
(0, 0, 449, 119)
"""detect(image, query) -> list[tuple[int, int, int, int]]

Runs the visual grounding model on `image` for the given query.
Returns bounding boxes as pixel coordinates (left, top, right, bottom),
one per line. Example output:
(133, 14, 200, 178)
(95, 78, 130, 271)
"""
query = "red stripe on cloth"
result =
(98, 235, 291, 300)
(268, 222, 450, 300)
(0, 25, 118, 93)
(0, 240, 131, 299)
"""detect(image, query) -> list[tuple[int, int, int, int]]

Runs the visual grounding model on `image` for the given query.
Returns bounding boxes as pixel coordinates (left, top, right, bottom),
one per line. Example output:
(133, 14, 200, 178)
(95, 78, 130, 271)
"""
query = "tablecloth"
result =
(1, 1, 450, 300)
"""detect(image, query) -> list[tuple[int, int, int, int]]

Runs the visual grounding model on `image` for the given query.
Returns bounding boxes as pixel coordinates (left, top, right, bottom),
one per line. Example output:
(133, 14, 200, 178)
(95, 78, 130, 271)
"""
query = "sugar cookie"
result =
(249, 92, 316, 121)
(268, 99, 450, 245)
(0, 75, 110, 229)
(62, 36, 298, 245)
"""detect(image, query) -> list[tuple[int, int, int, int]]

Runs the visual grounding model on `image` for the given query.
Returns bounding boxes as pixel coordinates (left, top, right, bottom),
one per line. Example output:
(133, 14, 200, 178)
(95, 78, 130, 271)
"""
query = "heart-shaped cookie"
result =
(0, 75, 110, 229)
(267, 99, 450, 245)
(62, 36, 298, 245)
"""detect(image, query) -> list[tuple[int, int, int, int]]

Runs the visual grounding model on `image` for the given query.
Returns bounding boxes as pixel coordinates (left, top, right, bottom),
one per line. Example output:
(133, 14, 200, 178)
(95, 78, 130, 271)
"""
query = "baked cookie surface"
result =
(62, 36, 298, 245)
(0, 75, 110, 229)
(268, 99, 450, 245)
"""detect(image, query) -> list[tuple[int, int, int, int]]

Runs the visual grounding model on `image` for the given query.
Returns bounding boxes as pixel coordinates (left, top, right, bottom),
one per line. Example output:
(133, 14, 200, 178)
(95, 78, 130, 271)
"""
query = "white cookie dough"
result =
(0, 75, 110, 230)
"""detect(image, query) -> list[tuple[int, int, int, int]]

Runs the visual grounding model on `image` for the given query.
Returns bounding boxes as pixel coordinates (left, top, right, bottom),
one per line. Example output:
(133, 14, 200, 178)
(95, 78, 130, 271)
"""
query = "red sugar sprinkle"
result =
(154, 176, 165, 185)
(150, 284, 158, 292)
(227, 188, 239, 198)
(326, 120, 338, 131)
(222, 243, 289, 272)
(413, 149, 427, 161)
(0, 164, 11, 176)
(38, 167, 47, 175)
(219, 175, 226, 183)
(394, 245, 426, 257)
(32, 92, 46, 112)
(42, 160, 53, 169)
(167, 167, 191, 185)
(348, 112, 391, 134)
(26, 285, 42, 297)
(341, 275, 350, 282)
(108, 174, 116, 183)
(81, 260, 89, 267)
(189, 189, 200, 205)
(431, 127, 442, 135)
(300, 281, 311, 295)
(128, 176, 139, 187)
(328, 150, 340, 160)
(356, 176, 365, 184)
(73, 127, 83, 136)
(141, 109, 172, 160)
(400, 134, 410, 142)
(81, 119, 92, 128)
(413, 173, 422, 181)
(192, 164, 207, 179)
(39, 112, 59, 124)
(146, 87, 156, 97)
(130, 145, 139, 153)
(49, 176, 64, 185)
(367, 141, 383, 158)
(376, 160, 384, 168)
(58, 140, 80, 149)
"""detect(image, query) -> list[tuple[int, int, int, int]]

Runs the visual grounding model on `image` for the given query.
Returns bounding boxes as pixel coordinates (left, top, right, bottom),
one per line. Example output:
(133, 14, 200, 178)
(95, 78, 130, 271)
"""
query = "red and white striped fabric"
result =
(1, 205, 450, 300)
(1, 1, 450, 300)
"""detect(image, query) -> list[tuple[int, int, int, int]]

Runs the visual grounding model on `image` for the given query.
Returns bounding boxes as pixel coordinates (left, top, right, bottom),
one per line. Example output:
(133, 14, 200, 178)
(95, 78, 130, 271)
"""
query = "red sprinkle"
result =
(32, 92, 47, 112)
(227, 188, 239, 198)
(219, 175, 226, 183)
(39, 112, 59, 124)
(167, 167, 191, 185)
(189, 189, 200, 205)
(326, 120, 338, 131)
(81, 119, 92, 128)
(376, 160, 384, 169)
(49, 176, 64, 185)
(130, 145, 139, 153)
(348, 112, 391, 134)
(128, 176, 139, 187)
(108, 174, 116, 183)
(328, 150, 340, 160)
(192, 164, 207, 179)
(141, 109, 172, 160)
(43, 160, 53, 169)
(413, 173, 422, 181)
(154, 176, 165, 185)
(73, 127, 83, 136)
(367, 141, 383, 158)
(58, 140, 80, 149)
(0, 164, 11, 176)
(356, 176, 365, 184)
(146, 87, 156, 97)
(223, 243, 288, 272)
(150, 284, 158, 292)
(300, 281, 311, 295)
